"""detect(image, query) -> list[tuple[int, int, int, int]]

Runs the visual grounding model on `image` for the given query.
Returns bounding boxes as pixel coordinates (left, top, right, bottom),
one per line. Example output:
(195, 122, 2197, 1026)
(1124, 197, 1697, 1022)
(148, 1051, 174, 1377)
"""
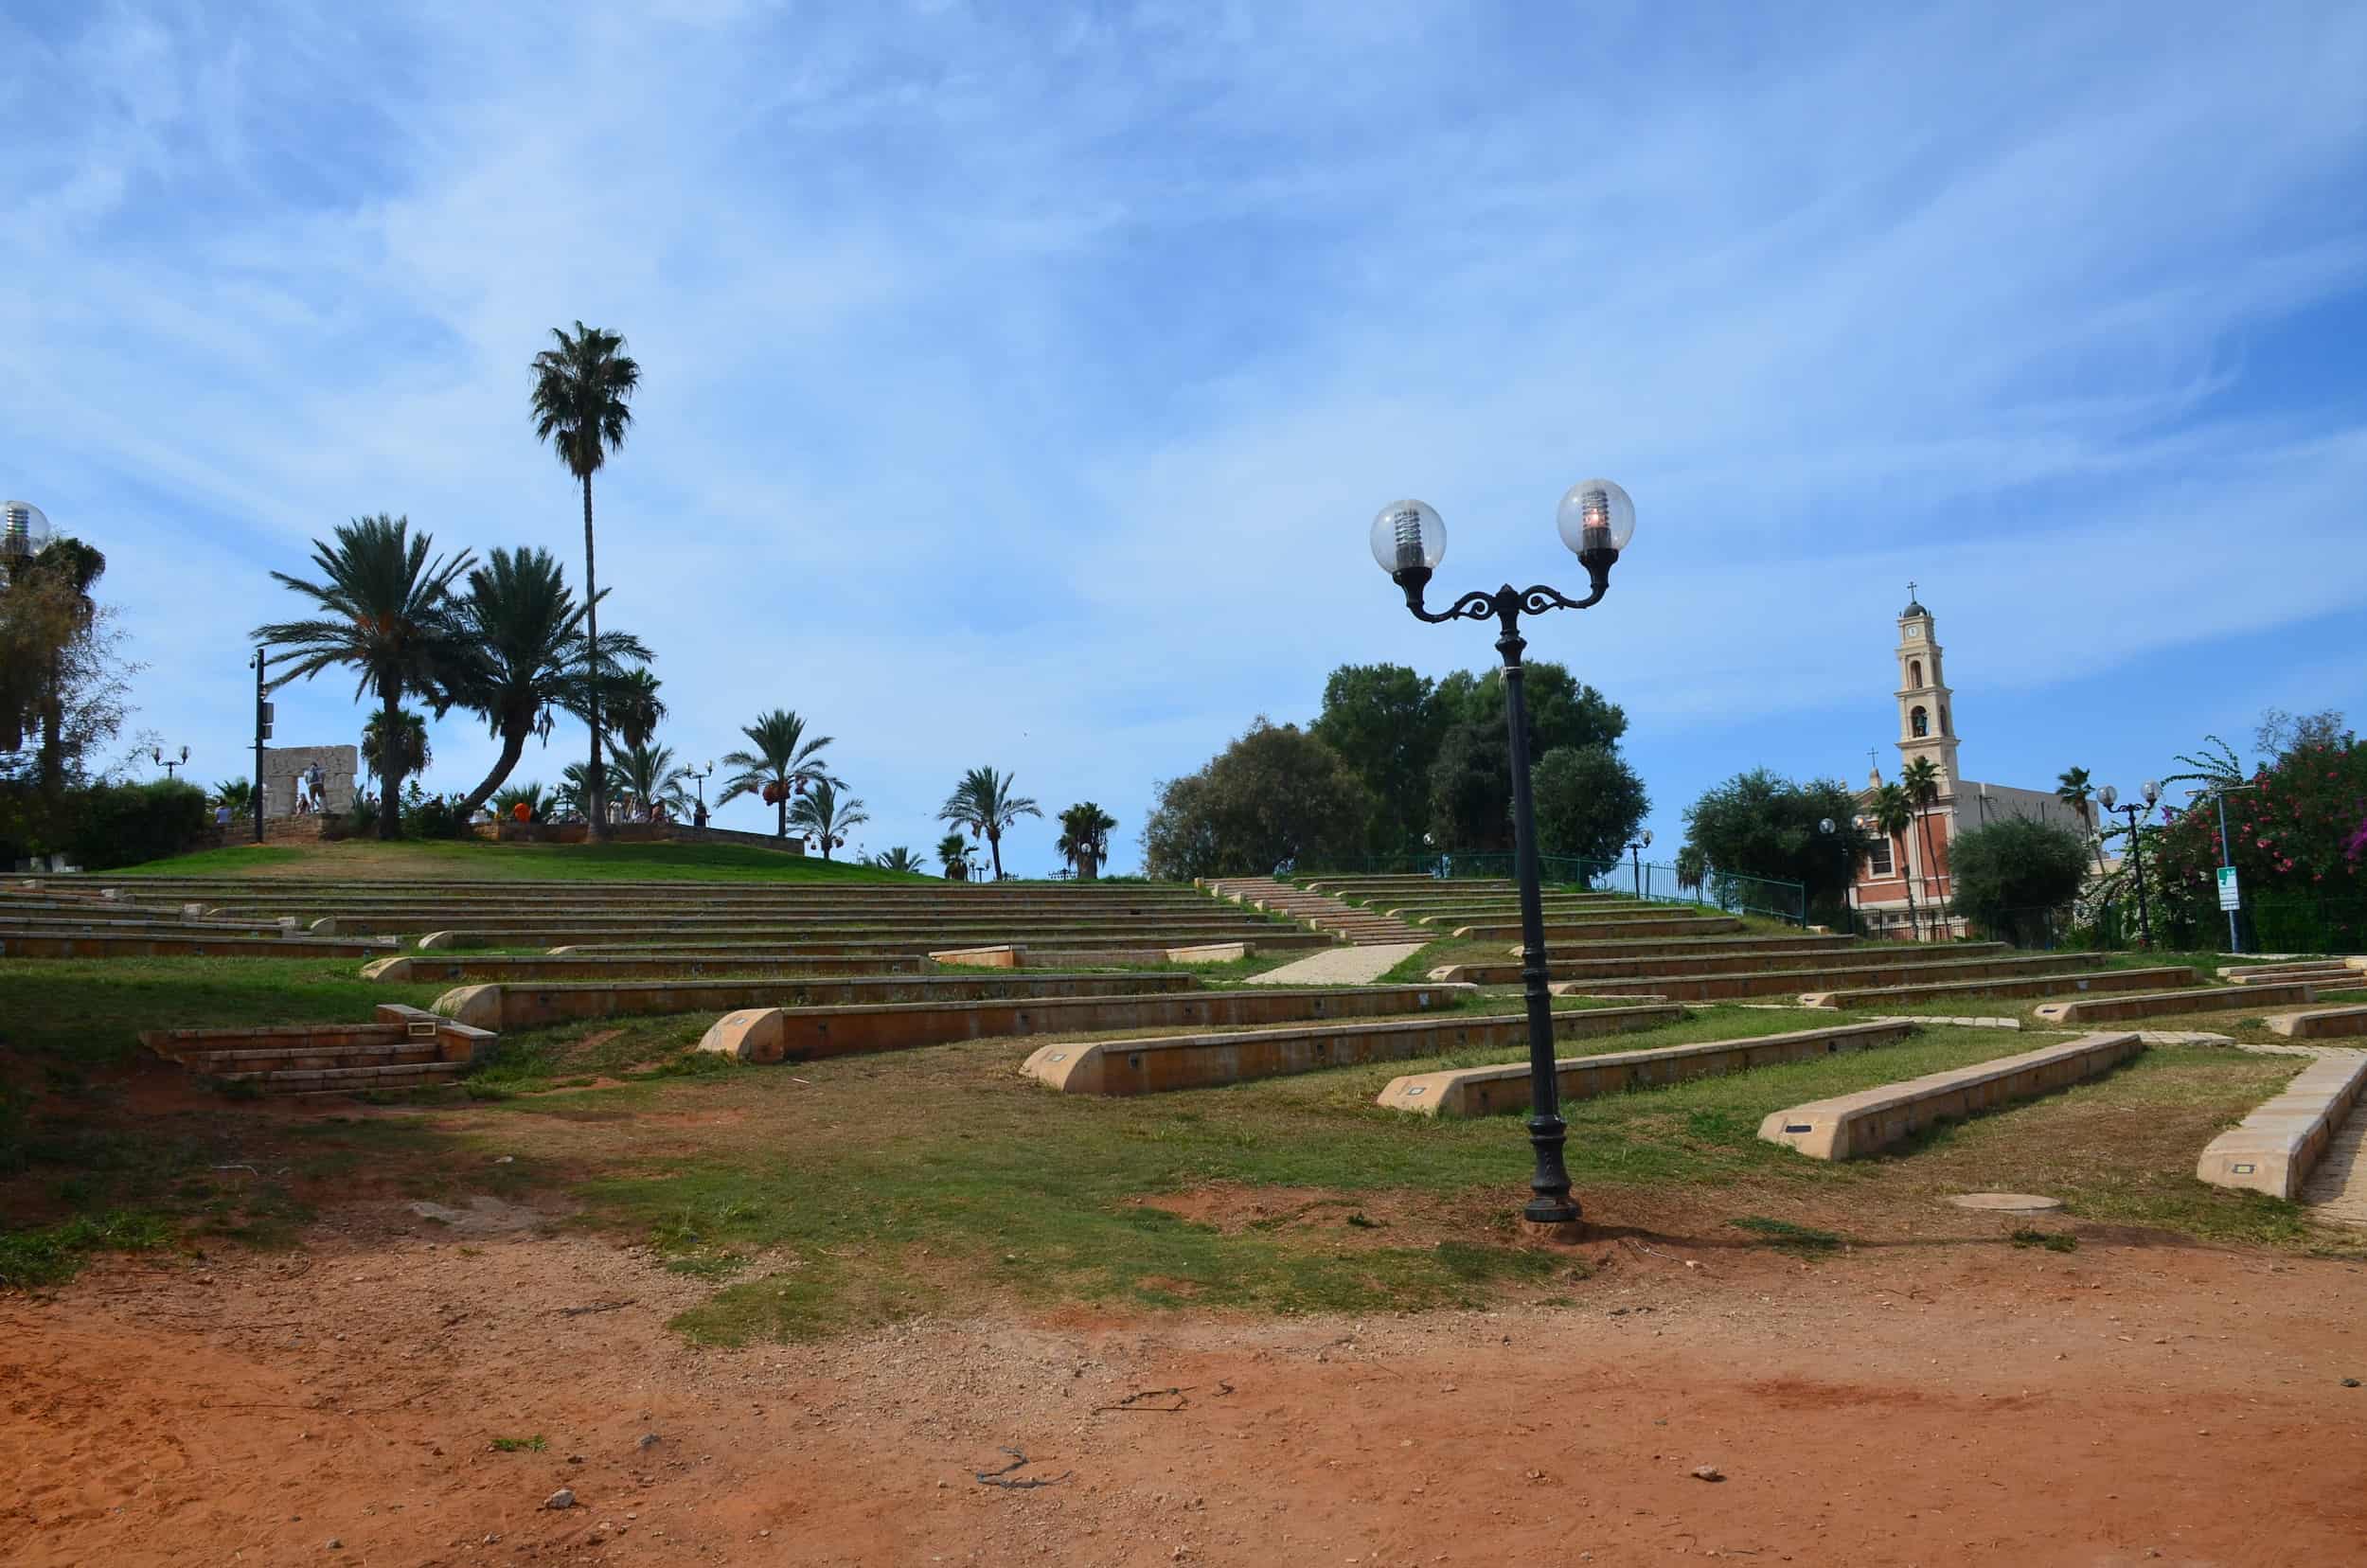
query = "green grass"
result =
(0, 1209, 172, 1287)
(1732, 1215, 1848, 1255)
(2011, 1227, 2078, 1253)
(489, 1434, 548, 1452)
(0, 955, 450, 1067)
(112, 838, 935, 883)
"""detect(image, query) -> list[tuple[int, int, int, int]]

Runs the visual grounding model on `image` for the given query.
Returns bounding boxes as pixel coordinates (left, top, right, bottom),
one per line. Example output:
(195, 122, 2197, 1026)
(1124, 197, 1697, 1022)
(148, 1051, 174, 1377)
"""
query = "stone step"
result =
(1803, 966, 2200, 1009)
(222, 1060, 471, 1094)
(183, 1041, 450, 1073)
(1568, 953, 2090, 1004)
(1460, 916, 1744, 942)
(1758, 1032, 2145, 1160)
(435, 970, 1203, 1031)
(2267, 1006, 2367, 1040)
(1022, 1003, 1682, 1096)
(2197, 1051, 2367, 1200)
(2032, 982, 2315, 1025)
(1431, 935, 1860, 983)
(1377, 1019, 1923, 1116)
(1468, 941, 2012, 986)
(696, 983, 1473, 1062)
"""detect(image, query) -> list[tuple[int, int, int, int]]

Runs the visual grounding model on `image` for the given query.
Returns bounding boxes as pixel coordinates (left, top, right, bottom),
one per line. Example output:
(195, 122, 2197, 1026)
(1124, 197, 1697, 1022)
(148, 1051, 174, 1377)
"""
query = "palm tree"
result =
(1056, 801, 1118, 880)
(2056, 765, 2104, 874)
(530, 321, 641, 842)
(447, 546, 650, 822)
(608, 739, 687, 818)
(608, 667, 667, 754)
(935, 831, 971, 881)
(1872, 780, 1920, 939)
(718, 709, 835, 838)
(210, 777, 255, 820)
(255, 515, 473, 839)
(551, 761, 599, 822)
(489, 781, 548, 822)
(362, 708, 432, 783)
(938, 766, 1041, 882)
(788, 777, 868, 862)
(870, 846, 923, 874)
(1900, 757, 1947, 933)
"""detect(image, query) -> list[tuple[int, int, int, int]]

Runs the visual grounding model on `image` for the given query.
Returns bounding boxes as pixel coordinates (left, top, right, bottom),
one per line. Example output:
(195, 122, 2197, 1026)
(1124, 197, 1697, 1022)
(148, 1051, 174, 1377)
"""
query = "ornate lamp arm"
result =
(1392, 561, 1614, 633)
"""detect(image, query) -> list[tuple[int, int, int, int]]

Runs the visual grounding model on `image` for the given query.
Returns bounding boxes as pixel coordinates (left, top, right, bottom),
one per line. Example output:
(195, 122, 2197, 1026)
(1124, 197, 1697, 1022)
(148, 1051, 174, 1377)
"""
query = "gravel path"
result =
(1245, 941, 1428, 986)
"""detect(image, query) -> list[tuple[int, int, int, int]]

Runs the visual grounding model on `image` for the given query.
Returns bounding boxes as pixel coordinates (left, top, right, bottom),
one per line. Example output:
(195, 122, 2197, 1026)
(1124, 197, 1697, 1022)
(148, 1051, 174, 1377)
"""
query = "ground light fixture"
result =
(1371, 480, 1635, 1226)
(2098, 780, 2161, 950)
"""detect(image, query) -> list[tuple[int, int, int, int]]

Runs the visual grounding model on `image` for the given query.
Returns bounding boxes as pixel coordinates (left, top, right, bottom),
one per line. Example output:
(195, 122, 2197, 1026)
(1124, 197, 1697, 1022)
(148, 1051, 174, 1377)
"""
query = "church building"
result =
(1848, 591, 2089, 938)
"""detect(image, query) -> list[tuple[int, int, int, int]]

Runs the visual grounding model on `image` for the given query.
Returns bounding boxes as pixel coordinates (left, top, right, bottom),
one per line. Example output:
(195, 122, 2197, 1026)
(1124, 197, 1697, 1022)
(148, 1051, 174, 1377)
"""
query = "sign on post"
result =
(2216, 865, 2241, 913)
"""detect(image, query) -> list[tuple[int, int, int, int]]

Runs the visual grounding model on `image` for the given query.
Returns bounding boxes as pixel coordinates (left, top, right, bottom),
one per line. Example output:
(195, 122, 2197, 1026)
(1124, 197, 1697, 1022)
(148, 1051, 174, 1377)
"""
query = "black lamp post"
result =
(1374, 481, 1635, 1226)
(154, 744, 188, 781)
(1625, 829, 1653, 900)
(685, 761, 714, 829)
(2099, 780, 2160, 950)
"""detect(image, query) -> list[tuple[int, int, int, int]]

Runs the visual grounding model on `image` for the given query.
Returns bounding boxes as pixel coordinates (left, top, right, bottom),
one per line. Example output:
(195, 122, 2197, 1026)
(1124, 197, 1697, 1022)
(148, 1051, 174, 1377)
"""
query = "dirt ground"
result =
(7, 1189, 2365, 1568)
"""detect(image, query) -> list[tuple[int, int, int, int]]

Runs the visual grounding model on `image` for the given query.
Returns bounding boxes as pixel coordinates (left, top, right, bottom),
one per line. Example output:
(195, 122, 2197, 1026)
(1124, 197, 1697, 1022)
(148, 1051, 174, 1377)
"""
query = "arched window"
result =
(1911, 705, 1930, 738)
(1910, 659, 1923, 688)
(1939, 704, 1949, 736)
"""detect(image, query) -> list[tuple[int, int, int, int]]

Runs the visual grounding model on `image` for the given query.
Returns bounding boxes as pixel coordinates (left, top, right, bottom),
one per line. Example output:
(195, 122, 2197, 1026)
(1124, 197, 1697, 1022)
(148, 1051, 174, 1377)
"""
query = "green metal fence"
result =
(1287, 851, 1808, 926)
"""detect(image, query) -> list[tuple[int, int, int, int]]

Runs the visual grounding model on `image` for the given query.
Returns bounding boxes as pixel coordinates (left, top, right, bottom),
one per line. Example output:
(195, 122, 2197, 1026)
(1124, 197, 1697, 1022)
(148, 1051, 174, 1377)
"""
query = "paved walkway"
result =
(1246, 942, 1429, 987)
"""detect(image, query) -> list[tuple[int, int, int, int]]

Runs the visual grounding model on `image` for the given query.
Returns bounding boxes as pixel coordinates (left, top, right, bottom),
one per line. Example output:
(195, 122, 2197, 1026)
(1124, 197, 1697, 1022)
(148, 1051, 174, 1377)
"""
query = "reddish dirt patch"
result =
(6, 1194, 2367, 1566)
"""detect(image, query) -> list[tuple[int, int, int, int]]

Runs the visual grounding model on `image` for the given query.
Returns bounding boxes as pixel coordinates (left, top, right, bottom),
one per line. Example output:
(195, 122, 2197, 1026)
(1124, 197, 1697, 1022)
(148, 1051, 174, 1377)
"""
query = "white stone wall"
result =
(260, 744, 360, 818)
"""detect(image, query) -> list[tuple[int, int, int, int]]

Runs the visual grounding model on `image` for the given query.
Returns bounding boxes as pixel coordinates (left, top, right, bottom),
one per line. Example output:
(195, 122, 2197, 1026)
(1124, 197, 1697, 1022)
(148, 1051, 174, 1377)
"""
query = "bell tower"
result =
(1895, 584, 1960, 795)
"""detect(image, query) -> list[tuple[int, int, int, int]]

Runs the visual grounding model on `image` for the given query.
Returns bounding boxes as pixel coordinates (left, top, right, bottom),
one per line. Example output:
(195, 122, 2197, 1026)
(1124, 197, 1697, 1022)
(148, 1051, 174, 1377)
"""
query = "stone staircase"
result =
(140, 1007, 491, 1097)
(1201, 877, 1429, 948)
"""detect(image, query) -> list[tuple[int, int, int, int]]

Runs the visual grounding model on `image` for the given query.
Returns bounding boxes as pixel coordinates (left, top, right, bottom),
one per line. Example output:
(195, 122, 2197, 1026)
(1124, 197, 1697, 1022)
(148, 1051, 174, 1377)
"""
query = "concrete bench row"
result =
(2267, 1005, 2367, 1040)
(363, 952, 931, 984)
(1802, 965, 2198, 1009)
(2033, 981, 2316, 1025)
(0, 930, 398, 960)
(1021, 1003, 1683, 1096)
(1430, 935, 1859, 985)
(1571, 951, 2091, 1005)
(1462, 915, 1744, 943)
(1757, 1032, 2144, 1159)
(697, 983, 1473, 1063)
(433, 970, 1201, 1031)
(400, 919, 1328, 951)
(2196, 1051, 2367, 1199)
(1374, 1019, 1921, 1116)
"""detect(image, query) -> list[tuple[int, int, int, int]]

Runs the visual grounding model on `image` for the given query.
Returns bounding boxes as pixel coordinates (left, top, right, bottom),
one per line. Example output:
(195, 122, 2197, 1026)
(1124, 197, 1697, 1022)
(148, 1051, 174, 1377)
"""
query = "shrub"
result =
(62, 779, 210, 869)
(1949, 815, 2091, 946)
(403, 793, 474, 840)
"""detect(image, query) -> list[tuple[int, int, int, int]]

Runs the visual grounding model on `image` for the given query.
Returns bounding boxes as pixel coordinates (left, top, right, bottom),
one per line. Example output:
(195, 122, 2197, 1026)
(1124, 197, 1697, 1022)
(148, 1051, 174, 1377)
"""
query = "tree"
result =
(1308, 663, 1443, 850)
(255, 515, 473, 839)
(939, 766, 1041, 881)
(1950, 816, 2092, 946)
(2056, 765, 2102, 873)
(1425, 720, 1512, 851)
(1, 538, 110, 796)
(1900, 756, 1947, 927)
(608, 667, 667, 754)
(362, 707, 432, 783)
(1433, 662, 1627, 757)
(790, 777, 868, 861)
(448, 546, 649, 822)
(489, 780, 548, 822)
(1531, 743, 1650, 863)
(935, 831, 972, 881)
(551, 761, 598, 822)
(1141, 720, 1378, 881)
(718, 709, 834, 838)
(210, 777, 255, 819)
(2255, 707, 2348, 761)
(1681, 769, 1869, 910)
(1871, 781, 1920, 938)
(1057, 801, 1118, 880)
(608, 740, 687, 817)
(870, 846, 923, 874)
(530, 321, 641, 843)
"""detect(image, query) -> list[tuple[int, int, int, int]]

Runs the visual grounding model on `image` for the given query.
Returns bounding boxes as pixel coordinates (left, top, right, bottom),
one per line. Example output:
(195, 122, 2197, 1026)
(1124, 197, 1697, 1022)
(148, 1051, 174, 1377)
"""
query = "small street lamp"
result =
(2099, 780, 2161, 949)
(154, 744, 188, 781)
(1625, 829, 1653, 900)
(685, 760, 715, 828)
(1373, 480, 1635, 1227)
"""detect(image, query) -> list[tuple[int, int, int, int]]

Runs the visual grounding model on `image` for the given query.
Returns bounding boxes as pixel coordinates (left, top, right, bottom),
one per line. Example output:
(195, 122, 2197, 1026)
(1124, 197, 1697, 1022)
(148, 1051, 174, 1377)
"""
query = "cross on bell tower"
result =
(1895, 586, 1960, 795)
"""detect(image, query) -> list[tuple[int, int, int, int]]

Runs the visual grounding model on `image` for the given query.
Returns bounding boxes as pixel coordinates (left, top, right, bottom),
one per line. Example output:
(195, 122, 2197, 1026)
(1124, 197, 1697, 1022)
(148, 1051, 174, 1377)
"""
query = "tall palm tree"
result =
(1872, 780, 1920, 939)
(2056, 765, 2105, 874)
(255, 515, 473, 839)
(870, 846, 923, 874)
(608, 739, 688, 817)
(1900, 757, 1947, 933)
(530, 321, 640, 841)
(718, 709, 835, 838)
(210, 777, 255, 819)
(551, 760, 599, 822)
(788, 777, 868, 862)
(938, 765, 1041, 882)
(935, 831, 971, 881)
(448, 546, 650, 822)
(608, 667, 667, 754)
(1056, 801, 1117, 880)
(362, 707, 432, 785)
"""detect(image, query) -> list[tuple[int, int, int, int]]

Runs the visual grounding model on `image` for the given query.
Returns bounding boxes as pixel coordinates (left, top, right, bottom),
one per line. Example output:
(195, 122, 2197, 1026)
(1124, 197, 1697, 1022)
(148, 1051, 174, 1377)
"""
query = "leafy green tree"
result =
(1950, 816, 2092, 946)
(1433, 663, 1627, 757)
(1308, 663, 1443, 850)
(1426, 720, 1512, 851)
(718, 709, 834, 838)
(448, 546, 649, 822)
(790, 777, 868, 861)
(1531, 743, 1650, 863)
(935, 830, 972, 881)
(1141, 720, 1378, 881)
(255, 515, 473, 839)
(1682, 768, 1869, 910)
(1057, 801, 1118, 880)
(938, 766, 1040, 881)
(530, 321, 641, 842)
(1, 537, 109, 795)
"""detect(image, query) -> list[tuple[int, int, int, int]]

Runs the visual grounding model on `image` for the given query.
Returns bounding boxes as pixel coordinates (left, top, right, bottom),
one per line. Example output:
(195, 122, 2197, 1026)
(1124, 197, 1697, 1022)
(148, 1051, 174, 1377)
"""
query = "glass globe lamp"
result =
(1556, 479, 1634, 561)
(1369, 500, 1446, 578)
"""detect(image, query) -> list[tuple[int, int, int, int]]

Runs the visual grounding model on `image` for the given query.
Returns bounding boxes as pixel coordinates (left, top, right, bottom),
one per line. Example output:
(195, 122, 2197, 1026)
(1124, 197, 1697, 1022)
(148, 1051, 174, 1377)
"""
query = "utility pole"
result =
(252, 647, 270, 845)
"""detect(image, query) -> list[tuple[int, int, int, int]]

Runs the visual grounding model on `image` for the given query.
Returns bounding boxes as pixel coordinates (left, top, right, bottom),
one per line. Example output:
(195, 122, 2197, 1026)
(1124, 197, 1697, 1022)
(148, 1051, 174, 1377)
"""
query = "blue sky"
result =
(7, 1, 2365, 873)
